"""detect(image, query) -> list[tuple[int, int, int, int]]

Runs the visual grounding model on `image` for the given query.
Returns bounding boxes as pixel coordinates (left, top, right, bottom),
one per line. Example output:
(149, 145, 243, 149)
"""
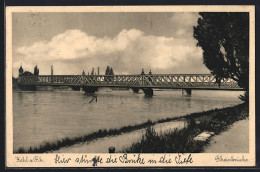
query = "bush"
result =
(125, 121, 207, 153)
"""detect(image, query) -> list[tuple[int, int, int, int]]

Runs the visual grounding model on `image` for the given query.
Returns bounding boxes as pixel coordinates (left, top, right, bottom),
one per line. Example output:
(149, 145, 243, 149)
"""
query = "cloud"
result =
(17, 29, 143, 60)
(15, 28, 207, 76)
(170, 13, 200, 37)
(171, 13, 199, 27)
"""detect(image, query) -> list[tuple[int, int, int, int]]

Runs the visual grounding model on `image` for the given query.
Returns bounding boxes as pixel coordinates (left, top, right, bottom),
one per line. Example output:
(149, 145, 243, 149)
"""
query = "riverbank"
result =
(124, 102, 248, 153)
(51, 120, 186, 153)
(203, 118, 249, 153)
(15, 103, 248, 153)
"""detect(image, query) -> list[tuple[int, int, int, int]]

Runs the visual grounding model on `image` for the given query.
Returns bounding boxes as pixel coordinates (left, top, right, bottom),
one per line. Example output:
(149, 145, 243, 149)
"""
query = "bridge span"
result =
(17, 74, 243, 96)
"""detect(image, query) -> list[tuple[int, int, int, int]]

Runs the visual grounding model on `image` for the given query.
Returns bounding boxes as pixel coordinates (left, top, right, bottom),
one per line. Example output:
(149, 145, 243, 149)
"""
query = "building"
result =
(18, 65, 33, 76)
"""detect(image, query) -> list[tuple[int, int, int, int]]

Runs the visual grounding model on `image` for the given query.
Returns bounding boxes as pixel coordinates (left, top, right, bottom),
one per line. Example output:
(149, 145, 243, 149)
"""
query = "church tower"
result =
(19, 64, 23, 76)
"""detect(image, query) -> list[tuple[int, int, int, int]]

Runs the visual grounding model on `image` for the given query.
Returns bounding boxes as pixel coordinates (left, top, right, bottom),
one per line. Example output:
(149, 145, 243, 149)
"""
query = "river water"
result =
(13, 88, 243, 151)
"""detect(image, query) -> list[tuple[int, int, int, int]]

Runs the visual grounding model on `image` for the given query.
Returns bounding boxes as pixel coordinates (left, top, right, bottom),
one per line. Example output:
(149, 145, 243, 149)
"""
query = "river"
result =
(13, 88, 243, 151)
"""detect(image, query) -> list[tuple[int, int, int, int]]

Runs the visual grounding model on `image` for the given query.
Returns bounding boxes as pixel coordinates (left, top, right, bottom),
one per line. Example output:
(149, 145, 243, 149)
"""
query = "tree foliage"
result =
(105, 66, 114, 75)
(193, 12, 249, 91)
(34, 65, 39, 76)
(105, 66, 114, 82)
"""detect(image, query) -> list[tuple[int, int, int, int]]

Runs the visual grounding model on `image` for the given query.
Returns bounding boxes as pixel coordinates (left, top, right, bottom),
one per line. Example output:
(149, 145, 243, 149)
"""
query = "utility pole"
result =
(51, 65, 53, 76)
(51, 65, 53, 83)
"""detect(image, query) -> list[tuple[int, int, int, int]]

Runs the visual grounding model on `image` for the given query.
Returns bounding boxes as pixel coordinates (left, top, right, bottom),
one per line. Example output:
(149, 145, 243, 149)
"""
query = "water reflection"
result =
(17, 92, 23, 101)
(183, 97, 192, 108)
(142, 95, 153, 109)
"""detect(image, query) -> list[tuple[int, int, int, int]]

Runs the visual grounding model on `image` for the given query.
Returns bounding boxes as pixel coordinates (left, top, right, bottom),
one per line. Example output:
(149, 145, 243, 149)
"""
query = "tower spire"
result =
(19, 63, 24, 76)
(51, 65, 53, 76)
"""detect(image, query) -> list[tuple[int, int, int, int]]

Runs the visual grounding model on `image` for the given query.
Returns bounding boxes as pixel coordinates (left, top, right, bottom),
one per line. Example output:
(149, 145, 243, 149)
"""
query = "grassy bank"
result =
(124, 103, 249, 153)
(16, 120, 154, 153)
(15, 103, 248, 153)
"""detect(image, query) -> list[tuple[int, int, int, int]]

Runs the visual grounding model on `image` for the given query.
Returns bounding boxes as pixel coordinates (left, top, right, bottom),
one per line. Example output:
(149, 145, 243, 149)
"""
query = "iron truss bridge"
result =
(17, 74, 243, 90)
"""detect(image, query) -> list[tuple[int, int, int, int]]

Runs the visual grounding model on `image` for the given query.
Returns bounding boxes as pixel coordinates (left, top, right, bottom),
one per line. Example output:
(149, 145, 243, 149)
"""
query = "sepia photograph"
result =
(6, 5, 255, 167)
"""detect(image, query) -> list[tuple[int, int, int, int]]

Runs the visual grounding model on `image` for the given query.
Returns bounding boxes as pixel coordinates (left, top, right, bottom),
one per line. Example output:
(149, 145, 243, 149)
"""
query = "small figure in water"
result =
(89, 95, 97, 104)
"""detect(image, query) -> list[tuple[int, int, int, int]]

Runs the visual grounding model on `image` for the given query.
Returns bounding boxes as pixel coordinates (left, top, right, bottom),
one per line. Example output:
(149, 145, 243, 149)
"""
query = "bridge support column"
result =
(83, 86, 98, 94)
(131, 87, 139, 93)
(71, 86, 81, 91)
(17, 84, 36, 91)
(183, 89, 192, 95)
(142, 88, 153, 96)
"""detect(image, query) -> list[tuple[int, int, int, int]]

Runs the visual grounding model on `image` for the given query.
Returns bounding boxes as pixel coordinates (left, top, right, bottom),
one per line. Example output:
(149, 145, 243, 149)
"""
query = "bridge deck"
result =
(17, 74, 243, 90)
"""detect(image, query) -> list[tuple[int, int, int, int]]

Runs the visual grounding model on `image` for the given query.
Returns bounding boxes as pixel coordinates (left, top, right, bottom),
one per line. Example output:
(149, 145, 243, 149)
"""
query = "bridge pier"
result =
(183, 88, 192, 95)
(131, 87, 140, 93)
(83, 86, 98, 94)
(17, 84, 36, 91)
(71, 86, 81, 91)
(142, 88, 153, 96)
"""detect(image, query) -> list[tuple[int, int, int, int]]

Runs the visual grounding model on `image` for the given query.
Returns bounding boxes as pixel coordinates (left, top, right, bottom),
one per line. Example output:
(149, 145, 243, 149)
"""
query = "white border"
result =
(6, 5, 255, 167)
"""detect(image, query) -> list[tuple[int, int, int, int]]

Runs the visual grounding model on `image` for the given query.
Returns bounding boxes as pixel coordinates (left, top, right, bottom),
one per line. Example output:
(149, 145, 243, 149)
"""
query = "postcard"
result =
(5, 5, 255, 167)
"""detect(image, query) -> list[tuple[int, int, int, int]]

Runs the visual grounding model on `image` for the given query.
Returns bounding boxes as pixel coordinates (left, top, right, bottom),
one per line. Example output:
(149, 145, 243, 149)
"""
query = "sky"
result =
(12, 12, 210, 77)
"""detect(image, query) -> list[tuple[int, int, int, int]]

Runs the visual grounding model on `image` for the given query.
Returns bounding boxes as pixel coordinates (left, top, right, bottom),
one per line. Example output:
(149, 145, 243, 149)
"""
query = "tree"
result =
(109, 67, 114, 75)
(91, 68, 94, 75)
(109, 67, 114, 82)
(105, 66, 114, 82)
(193, 12, 249, 101)
(105, 66, 110, 75)
(34, 65, 39, 76)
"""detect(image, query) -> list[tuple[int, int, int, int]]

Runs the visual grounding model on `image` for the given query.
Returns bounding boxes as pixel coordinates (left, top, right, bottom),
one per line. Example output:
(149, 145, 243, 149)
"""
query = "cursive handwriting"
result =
(159, 154, 172, 164)
(215, 155, 248, 162)
(119, 154, 145, 164)
(92, 156, 103, 166)
(175, 153, 193, 164)
(54, 154, 71, 164)
(15, 156, 44, 163)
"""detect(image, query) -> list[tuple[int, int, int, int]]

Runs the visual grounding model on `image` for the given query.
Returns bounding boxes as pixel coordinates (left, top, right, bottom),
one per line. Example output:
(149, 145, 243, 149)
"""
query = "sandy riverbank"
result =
(51, 119, 186, 153)
(203, 118, 249, 153)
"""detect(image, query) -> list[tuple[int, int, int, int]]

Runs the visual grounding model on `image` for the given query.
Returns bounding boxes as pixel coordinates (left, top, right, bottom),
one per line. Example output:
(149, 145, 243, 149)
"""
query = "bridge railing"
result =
(17, 74, 241, 89)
